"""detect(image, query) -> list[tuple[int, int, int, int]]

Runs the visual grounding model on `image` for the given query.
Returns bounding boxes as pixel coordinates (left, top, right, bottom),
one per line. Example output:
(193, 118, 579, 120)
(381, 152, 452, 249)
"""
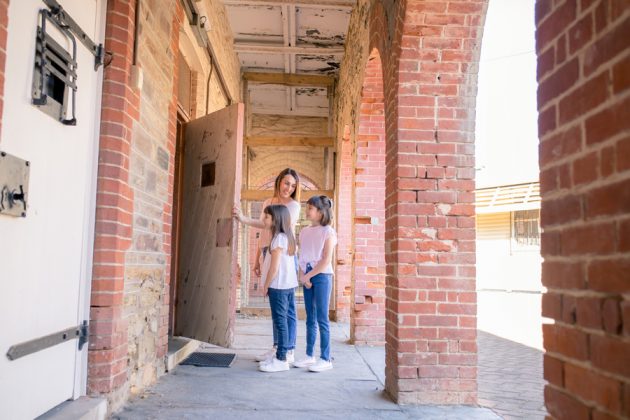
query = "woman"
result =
(233, 168, 301, 364)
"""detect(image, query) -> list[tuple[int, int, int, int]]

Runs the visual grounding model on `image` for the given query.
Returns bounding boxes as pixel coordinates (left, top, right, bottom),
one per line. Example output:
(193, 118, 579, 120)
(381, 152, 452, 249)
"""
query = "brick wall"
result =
(333, 0, 370, 322)
(123, 0, 182, 396)
(89, 0, 185, 410)
(536, 1, 630, 419)
(352, 51, 386, 344)
(90, 0, 138, 406)
(335, 124, 354, 321)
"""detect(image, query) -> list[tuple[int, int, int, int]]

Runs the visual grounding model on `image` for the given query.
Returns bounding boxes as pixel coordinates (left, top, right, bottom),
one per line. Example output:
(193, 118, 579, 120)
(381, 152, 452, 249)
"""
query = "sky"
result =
(475, 0, 540, 188)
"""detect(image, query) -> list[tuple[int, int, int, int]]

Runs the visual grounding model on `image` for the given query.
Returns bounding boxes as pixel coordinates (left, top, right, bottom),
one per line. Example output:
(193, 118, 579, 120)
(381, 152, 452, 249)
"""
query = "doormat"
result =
(181, 352, 236, 368)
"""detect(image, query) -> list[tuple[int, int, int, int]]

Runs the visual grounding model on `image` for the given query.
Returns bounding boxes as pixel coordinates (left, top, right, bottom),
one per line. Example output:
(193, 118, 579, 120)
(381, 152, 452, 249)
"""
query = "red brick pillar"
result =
(0, 0, 9, 141)
(536, 1, 630, 418)
(352, 51, 386, 345)
(370, 0, 487, 404)
(89, 0, 139, 395)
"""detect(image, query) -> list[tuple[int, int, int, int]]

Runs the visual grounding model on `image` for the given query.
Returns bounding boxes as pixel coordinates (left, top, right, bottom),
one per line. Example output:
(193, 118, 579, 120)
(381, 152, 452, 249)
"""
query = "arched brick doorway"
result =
(351, 48, 387, 346)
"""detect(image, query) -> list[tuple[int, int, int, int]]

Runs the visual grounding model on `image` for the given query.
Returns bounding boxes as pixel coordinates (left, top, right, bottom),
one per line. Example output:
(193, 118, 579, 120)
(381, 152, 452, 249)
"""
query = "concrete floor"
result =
(114, 316, 501, 419)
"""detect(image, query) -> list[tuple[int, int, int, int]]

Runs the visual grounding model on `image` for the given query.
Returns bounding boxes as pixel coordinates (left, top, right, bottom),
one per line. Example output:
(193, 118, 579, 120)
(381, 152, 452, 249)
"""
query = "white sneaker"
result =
(308, 358, 333, 372)
(258, 354, 274, 366)
(259, 357, 290, 372)
(293, 356, 317, 368)
(255, 346, 276, 362)
(260, 349, 294, 366)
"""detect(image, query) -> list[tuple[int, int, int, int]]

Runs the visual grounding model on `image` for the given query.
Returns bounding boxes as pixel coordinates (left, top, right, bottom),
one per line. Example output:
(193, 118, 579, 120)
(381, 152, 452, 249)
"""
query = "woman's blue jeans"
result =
(303, 264, 332, 361)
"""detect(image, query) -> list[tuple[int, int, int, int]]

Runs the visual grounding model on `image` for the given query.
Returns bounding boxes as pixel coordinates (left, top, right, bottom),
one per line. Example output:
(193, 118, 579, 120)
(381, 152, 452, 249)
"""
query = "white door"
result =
(0, 1, 105, 418)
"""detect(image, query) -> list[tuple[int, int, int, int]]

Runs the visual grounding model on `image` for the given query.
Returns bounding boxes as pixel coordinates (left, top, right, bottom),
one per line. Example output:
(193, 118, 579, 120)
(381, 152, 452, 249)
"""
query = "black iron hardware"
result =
(32, 0, 109, 125)
(6, 321, 89, 361)
(42, 0, 106, 69)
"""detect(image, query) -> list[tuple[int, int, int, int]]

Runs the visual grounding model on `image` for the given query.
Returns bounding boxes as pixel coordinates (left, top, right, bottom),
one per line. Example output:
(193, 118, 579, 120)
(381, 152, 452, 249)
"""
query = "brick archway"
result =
(351, 48, 387, 345)
(366, 0, 487, 405)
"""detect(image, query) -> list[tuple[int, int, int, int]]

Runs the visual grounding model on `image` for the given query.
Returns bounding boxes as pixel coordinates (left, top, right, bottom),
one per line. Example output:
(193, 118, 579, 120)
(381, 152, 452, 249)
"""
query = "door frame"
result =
(74, 0, 108, 399)
(169, 109, 189, 335)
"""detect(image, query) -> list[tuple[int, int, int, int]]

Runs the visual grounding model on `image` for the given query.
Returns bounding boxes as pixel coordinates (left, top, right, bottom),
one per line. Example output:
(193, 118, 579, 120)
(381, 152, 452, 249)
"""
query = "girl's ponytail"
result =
(307, 195, 333, 226)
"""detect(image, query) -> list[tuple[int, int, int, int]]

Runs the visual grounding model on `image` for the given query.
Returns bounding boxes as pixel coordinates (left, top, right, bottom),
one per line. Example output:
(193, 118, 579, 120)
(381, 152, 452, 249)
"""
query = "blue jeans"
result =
(263, 247, 297, 350)
(268, 288, 295, 361)
(303, 264, 332, 361)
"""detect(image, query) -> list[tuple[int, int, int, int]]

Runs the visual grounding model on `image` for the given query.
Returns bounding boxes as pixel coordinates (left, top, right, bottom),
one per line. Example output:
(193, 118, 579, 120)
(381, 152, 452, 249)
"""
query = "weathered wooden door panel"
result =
(175, 103, 243, 347)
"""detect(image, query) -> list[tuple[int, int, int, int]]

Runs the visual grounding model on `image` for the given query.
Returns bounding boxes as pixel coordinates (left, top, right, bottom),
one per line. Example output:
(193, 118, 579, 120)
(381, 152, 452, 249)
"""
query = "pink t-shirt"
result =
(298, 225, 337, 274)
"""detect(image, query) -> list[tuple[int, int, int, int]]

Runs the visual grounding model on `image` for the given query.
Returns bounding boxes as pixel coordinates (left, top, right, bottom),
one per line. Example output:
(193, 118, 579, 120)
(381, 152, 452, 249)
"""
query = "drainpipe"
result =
(205, 51, 214, 114)
(181, 0, 233, 107)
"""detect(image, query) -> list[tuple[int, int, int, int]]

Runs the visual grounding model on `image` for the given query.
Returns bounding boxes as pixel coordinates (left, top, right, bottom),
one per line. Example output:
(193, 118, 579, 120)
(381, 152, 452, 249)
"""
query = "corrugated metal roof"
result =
(475, 182, 540, 214)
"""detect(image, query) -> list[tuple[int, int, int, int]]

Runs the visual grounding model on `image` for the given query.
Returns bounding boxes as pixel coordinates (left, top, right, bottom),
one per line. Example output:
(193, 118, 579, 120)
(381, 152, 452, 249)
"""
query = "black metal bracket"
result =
(78, 320, 89, 351)
(6, 320, 90, 361)
(32, 8, 78, 125)
(42, 0, 106, 69)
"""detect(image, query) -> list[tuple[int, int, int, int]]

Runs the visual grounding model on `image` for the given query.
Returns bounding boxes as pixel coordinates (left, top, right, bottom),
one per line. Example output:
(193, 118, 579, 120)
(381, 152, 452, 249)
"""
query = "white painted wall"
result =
(476, 211, 544, 350)
(0, 1, 103, 418)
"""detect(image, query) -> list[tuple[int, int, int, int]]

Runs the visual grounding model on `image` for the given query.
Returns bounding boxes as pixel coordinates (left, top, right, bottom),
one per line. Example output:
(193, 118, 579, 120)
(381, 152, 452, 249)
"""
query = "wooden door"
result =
(174, 104, 243, 347)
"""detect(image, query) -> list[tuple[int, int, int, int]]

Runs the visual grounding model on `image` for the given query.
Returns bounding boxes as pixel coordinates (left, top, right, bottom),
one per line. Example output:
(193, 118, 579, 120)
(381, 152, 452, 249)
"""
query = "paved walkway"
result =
(115, 317, 499, 419)
(115, 318, 546, 419)
(478, 330, 546, 419)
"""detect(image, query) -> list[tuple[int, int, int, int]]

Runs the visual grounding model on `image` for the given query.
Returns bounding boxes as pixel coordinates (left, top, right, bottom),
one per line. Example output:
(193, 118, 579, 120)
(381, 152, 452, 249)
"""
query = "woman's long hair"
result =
(273, 168, 301, 203)
(264, 204, 296, 256)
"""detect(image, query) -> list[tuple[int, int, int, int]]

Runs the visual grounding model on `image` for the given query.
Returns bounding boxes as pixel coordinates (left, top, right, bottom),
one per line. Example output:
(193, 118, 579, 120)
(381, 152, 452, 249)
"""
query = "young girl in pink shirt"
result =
(294, 195, 337, 372)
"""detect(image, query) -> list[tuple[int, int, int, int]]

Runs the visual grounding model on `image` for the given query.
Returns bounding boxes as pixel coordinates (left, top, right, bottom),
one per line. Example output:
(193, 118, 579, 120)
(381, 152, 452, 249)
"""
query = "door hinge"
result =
(6, 320, 90, 361)
(78, 320, 89, 351)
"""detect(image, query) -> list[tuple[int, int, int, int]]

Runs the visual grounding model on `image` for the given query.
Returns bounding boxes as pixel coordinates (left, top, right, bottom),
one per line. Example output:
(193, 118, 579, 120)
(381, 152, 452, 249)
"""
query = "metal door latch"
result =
(0, 151, 30, 218)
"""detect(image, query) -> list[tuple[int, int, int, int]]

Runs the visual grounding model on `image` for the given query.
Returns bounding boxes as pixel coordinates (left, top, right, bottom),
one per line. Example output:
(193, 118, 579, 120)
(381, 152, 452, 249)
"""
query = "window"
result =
(511, 209, 540, 252)
(177, 53, 193, 117)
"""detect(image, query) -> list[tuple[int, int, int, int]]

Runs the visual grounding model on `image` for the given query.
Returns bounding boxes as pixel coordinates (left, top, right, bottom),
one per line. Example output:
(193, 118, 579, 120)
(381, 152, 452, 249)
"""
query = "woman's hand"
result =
(263, 284, 269, 297)
(254, 262, 261, 277)
(232, 205, 243, 222)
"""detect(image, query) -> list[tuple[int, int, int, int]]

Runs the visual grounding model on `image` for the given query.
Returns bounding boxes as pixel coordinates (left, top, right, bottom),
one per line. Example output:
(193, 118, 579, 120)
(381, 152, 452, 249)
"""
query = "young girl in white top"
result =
(233, 168, 301, 364)
(258, 204, 298, 373)
(294, 195, 337, 372)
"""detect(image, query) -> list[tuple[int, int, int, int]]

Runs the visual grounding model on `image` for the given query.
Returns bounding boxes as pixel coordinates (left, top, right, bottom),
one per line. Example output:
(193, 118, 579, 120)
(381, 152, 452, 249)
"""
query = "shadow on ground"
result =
(114, 317, 544, 419)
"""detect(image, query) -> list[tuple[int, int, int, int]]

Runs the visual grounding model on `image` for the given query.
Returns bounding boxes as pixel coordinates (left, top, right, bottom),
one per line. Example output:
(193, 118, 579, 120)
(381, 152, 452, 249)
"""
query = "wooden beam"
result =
(241, 189, 334, 202)
(243, 72, 334, 87)
(246, 136, 335, 147)
(234, 44, 345, 55)
(223, 0, 355, 9)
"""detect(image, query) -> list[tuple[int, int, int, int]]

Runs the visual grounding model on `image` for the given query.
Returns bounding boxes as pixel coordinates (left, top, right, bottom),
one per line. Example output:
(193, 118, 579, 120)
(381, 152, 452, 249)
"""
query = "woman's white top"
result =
(298, 225, 337, 274)
(258, 198, 301, 249)
(261, 233, 298, 289)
